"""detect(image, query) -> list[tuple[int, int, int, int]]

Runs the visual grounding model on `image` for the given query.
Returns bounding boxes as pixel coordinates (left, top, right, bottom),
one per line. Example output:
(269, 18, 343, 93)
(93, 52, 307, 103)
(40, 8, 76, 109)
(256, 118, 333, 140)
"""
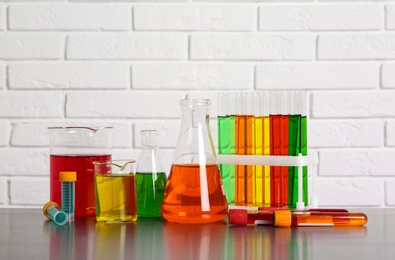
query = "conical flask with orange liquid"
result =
(161, 99, 228, 223)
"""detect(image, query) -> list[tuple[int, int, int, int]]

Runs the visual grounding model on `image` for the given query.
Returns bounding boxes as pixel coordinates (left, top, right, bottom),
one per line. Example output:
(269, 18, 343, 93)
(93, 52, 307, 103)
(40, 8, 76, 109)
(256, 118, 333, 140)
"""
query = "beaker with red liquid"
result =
(48, 126, 112, 217)
(161, 99, 228, 224)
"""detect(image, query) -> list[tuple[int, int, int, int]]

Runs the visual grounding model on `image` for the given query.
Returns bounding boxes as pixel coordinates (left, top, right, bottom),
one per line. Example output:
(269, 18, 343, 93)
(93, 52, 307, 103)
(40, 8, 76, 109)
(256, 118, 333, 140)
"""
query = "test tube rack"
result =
(217, 91, 316, 210)
(217, 153, 319, 210)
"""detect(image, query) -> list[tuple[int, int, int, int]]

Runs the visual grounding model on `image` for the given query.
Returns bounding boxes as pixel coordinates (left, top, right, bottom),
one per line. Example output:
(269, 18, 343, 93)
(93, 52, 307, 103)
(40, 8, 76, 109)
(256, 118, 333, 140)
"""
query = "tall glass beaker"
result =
(161, 99, 228, 223)
(48, 126, 112, 217)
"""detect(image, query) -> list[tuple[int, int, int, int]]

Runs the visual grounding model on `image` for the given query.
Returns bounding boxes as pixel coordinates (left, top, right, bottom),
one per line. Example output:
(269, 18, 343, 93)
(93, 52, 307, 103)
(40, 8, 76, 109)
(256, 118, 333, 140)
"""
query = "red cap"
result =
(228, 209, 248, 225)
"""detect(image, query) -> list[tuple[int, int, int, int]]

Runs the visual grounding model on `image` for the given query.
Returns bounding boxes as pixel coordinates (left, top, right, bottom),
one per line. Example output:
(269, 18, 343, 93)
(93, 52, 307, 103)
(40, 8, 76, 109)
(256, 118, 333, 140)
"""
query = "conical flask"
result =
(136, 130, 167, 217)
(161, 99, 228, 223)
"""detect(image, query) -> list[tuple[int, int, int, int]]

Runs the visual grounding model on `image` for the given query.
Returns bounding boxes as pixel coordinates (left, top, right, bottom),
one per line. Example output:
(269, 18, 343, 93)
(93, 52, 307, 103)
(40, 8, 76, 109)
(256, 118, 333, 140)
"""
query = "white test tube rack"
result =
(217, 153, 319, 210)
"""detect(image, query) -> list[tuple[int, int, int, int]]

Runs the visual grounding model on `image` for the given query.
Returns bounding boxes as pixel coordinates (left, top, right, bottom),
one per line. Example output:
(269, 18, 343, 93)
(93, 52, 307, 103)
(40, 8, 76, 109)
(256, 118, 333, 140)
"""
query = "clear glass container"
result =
(136, 130, 167, 217)
(48, 126, 112, 217)
(161, 99, 228, 223)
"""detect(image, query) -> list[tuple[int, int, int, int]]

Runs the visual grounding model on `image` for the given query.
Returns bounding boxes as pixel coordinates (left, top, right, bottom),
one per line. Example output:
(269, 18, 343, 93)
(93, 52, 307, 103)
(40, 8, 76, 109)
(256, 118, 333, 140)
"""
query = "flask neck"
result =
(173, 99, 217, 165)
(137, 130, 164, 173)
(180, 99, 210, 129)
(141, 130, 159, 149)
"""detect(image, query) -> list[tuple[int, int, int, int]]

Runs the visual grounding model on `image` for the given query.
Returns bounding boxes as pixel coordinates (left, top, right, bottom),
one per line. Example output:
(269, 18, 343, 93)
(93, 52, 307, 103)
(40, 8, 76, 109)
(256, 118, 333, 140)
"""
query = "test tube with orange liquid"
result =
(229, 208, 368, 227)
(235, 92, 255, 206)
(245, 93, 254, 205)
(235, 92, 247, 205)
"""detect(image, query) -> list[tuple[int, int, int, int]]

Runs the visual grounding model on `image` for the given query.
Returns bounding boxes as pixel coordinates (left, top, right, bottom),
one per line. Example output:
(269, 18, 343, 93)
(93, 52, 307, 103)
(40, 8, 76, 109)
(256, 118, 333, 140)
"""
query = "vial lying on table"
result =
(229, 208, 368, 227)
(43, 201, 68, 226)
(59, 171, 76, 221)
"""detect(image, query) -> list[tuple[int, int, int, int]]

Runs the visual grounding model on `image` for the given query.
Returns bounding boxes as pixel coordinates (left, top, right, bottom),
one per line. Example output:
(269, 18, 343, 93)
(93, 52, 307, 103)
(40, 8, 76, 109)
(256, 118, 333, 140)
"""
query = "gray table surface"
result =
(0, 208, 394, 260)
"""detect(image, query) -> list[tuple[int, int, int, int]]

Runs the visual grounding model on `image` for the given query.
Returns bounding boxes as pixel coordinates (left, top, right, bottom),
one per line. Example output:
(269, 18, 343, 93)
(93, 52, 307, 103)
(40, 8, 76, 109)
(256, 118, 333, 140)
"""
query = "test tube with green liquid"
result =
(280, 91, 290, 207)
(228, 94, 236, 204)
(288, 91, 308, 208)
(301, 92, 308, 206)
(218, 93, 234, 204)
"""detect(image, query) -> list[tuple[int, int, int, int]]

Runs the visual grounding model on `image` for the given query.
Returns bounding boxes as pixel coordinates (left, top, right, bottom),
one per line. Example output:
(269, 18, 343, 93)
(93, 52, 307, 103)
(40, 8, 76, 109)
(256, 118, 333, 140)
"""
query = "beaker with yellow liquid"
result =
(161, 99, 228, 223)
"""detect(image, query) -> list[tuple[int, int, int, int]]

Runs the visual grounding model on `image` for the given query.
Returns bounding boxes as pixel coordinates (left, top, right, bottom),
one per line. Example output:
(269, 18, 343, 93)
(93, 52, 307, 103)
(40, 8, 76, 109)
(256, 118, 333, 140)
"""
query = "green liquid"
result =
(218, 115, 235, 204)
(136, 172, 167, 217)
(229, 115, 236, 204)
(288, 115, 308, 208)
(302, 116, 308, 205)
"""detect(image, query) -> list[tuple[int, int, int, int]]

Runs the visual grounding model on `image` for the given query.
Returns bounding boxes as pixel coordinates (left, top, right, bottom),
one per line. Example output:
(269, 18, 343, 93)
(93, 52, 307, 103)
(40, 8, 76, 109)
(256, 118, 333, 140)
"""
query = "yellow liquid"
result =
(253, 116, 264, 205)
(263, 116, 271, 206)
(95, 174, 138, 223)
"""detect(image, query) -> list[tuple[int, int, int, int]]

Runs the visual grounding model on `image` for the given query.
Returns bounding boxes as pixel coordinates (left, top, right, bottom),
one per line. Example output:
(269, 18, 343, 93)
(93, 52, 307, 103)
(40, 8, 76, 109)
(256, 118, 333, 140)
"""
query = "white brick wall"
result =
(259, 4, 382, 31)
(1, 1, 395, 208)
(67, 34, 188, 59)
(0, 178, 7, 205)
(9, 4, 132, 31)
(0, 6, 5, 31)
(382, 63, 395, 88)
(9, 62, 130, 89)
(191, 34, 315, 60)
(0, 122, 8, 147)
(0, 63, 5, 89)
(386, 5, 395, 30)
(256, 63, 379, 89)
(318, 34, 395, 60)
(134, 5, 256, 31)
(0, 92, 64, 117)
(132, 63, 254, 89)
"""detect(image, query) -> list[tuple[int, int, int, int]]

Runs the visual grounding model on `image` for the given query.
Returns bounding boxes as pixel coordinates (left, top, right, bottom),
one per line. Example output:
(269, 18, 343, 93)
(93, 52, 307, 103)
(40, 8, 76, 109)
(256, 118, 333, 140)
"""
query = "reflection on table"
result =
(42, 217, 367, 260)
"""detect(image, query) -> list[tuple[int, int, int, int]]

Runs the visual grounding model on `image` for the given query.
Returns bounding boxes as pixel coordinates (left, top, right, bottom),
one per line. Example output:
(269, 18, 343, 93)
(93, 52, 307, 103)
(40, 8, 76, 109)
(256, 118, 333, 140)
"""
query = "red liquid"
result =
(50, 154, 111, 217)
(161, 164, 228, 223)
(281, 114, 289, 207)
(270, 115, 281, 207)
(270, 115, 289, 207)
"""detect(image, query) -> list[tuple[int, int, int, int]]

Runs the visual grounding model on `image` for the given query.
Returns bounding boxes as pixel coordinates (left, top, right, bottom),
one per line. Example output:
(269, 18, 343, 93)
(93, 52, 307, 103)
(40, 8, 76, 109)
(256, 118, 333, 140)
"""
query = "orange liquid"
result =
(246, 115, 254, 205)
(236, 115, 246, 205)
(161, 164, 228, 223)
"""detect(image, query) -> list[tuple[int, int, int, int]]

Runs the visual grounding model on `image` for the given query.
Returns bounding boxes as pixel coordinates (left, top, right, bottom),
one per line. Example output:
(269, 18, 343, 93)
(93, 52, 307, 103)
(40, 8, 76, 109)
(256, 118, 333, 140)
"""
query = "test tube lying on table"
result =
(229, 208, 368, 227)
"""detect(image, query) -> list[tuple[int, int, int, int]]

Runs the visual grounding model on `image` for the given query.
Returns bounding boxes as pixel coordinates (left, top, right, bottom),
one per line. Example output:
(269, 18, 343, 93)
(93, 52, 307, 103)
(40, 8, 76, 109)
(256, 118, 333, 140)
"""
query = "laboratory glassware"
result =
(48, 126, 112, 217)
(93, 160, 138, 223)
(161, 99, 228, 223)
(136, 130, 167, 217)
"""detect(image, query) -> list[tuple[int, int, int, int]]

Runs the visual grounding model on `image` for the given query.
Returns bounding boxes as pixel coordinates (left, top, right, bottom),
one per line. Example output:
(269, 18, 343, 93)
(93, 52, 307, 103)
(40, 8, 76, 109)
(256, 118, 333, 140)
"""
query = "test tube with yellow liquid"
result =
(253, 92, 271, 206)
